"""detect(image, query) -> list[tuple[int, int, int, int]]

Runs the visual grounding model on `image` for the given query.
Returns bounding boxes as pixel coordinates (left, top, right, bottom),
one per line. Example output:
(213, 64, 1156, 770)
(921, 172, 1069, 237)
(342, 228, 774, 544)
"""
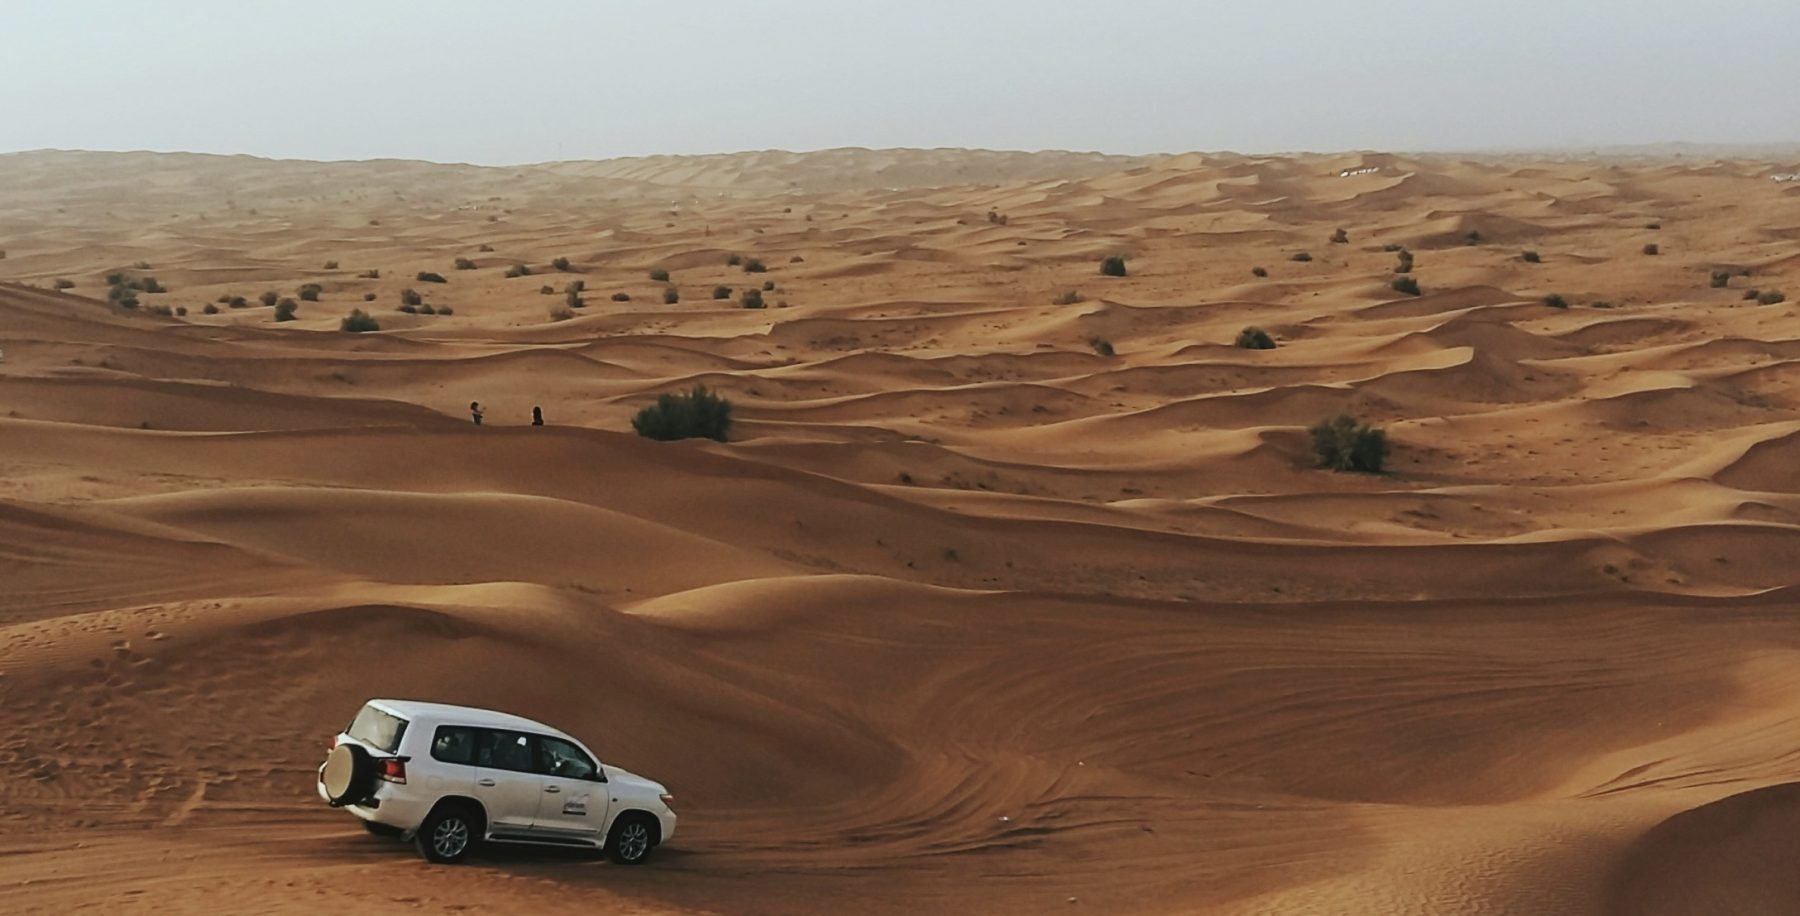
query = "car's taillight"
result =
(378, 757, 407, 784)
(327, 736, 338, 754)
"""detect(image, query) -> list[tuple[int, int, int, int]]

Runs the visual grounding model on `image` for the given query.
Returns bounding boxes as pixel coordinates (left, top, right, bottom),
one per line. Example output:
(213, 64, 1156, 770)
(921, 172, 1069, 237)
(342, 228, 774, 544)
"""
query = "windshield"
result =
(346, 704, 408, 753)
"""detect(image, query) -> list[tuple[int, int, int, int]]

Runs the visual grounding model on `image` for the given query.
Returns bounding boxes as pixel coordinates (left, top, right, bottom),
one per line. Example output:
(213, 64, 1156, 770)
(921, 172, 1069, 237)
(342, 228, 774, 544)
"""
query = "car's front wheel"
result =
(415, 803, 480, 864)
(605, 813, 657, 865)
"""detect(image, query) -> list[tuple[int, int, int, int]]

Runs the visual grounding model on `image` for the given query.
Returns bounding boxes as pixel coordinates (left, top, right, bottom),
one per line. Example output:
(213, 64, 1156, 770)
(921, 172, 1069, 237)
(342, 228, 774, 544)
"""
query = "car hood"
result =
(602, 764, 667, 797)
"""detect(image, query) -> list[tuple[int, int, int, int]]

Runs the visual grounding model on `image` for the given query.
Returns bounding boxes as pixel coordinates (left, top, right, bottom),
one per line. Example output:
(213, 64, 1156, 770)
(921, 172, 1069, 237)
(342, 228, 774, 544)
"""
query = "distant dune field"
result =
(0, 147, 1796, 915)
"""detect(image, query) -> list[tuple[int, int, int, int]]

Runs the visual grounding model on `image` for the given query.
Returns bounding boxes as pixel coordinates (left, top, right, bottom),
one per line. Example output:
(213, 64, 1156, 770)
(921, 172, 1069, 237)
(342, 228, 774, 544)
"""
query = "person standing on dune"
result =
(470, 401, 484, 426)
(532, 406, 544, 426)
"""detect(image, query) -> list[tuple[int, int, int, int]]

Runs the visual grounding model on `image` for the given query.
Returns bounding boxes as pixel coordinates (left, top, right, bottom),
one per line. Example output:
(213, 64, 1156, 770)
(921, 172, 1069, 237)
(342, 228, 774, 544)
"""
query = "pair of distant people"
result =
(469, 402, 543, 426)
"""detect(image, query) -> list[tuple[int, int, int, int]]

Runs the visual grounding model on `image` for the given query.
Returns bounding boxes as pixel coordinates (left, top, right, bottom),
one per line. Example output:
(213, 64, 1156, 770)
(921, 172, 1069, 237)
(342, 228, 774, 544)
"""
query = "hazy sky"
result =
(7, 0, 1798, 164)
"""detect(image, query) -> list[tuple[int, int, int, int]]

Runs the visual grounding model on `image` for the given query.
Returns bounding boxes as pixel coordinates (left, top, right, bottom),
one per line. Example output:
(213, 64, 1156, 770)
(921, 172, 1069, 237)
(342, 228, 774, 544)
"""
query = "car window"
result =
(431, 726, 478, 765)
(536, 736, 598, 780)
(475, 729, 535, 773)
(347, 705, 408, 753)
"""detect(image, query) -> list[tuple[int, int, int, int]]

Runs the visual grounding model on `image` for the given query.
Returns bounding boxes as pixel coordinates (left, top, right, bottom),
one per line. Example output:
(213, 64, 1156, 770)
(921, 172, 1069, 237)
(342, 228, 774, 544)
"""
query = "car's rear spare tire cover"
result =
(322, 743, 377, 806)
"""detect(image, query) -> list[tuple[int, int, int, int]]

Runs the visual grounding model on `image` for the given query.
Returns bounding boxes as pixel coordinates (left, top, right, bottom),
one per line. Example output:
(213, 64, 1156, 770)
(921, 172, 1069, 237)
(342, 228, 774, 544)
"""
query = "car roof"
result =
(366, 699, 578, 742)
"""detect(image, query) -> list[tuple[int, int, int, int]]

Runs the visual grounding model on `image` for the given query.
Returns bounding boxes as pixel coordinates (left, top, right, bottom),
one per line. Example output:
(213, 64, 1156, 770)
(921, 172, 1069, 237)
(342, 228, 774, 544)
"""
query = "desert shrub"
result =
(1758, 290, 1786, 305)
(789, 255, 805, 263)
(274, 299, 299, 321)
(131, 260, 152, 270)
(564, 279, 585, 293)
(1591, 300, 1616, 309)
(478, 244, 494, 252)
(298, 283, 323, 301)
(1309, 415, 1388, 473)
(631, 385, 733, 442)
(398, 303, 419, 314)
(663, 287, 680, 304)
(203, 303, 220, 314)
(104, 271, 126, 286)
(712, 285, 732, 300)
(1646, 222, 1662, 230)
(548, 305, 575, 322)
(357, 269, 381, 279)
(1710, 270, 1731, 288)
(726, 254, 742, 266)
(114, 294, 139, 309)
(399, 288, 423, 306)
(147, 304, 172, 316)
(566, 289, 585, 309)
(1394, 250, 1415, 274)
(743, 258, 767, 273)
(175, 306, 187, 316)
(323, 260, 339, 270)
(539, 284, 555, 295)
(1642, 243, 1659, 256)
(1330, 228, 1349, 244)
(420, 304, 436, 315)
(453, 257, 477, 270)
(416, 271, 447, 283)
(362, 292, 377, 301)
(1743, 289, 1762, 301)
(1464, 231, 1482, 245)
(437, 306, 454, 315)
(1543, 294, 1568, 309)
(1521, 250, 1541, 263)
(1235, 327, 1276, 349)
(505, 264, 532, 278)
(1391, 276, 1421, 296)
(1055, 289, 1084, 305)
(649, 268, 670, 282)
(551, 257, 572, 272)
(259, 291, 279, 307)
(1290, 252, 1313, 262)
(54, 278, 75, 289)
(140, 277, 166, 293)
(1087, 335, 1115, 357)
(762, 280, 775, 291)
(1381, 243, 1403, 252)
(611, 292, 631, 302)
(227, 295, 248, 309)
(740, 288, 765, 309)
(1100, 255, 1128, 277)
(1252, 266, 1268, 278)
(340, 309, 380, 332)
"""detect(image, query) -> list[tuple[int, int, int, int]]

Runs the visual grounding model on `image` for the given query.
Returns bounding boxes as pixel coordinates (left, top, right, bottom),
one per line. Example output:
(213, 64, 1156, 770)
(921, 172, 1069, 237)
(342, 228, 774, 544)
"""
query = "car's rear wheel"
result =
(321, 744, 377, 807)
(415, 803, 480, 864)
(605, 813, 657, 865)
(362, 820, 403, 838)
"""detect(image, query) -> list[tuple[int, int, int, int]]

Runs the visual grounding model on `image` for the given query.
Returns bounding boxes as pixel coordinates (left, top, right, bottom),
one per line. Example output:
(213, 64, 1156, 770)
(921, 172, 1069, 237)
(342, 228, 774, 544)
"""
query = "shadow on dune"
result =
(1607, 782, 1800, 916)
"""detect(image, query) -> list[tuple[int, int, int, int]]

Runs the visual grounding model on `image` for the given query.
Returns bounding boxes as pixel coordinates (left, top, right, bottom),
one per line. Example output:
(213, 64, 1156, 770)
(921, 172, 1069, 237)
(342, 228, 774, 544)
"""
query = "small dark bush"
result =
(565, 279, 585, 293)
(1591, 300, 1616, 309)
(1290, 252, 1313, 262)
(54, 278, 75, 289)
(743, 258, 767, 273)
(663, 287, 680, 304)
(548, 305, 575, 322)
(1543, 294, 1568, 309)
(203, 303, 220, 314)
(1521, 250, 1541, 263)
(340, 309, 380, 332)
(726, 254, 742, 267)
(115, 295, 139, 310)
(505, 264, 531, 278)
(104, 271, 126, 286)
(357, 269, 380, 279)
(260, 291, 279, 307)
(1100, 255, 1128, 277)
(1758, 290, 1786, 305)
(1464, 231, 1482, 246)
(228, 296, 248, 309)
(789, 255, 805, 263)
(632, 385, 733, 442)
(762, 280, 775, 291)
(298, 283, 323, 301)
(323, 260, 339, 270)
(363, 292, 377, 301)
(420, 304, 436, 315)
(1251, 266, 1268, 278)
(1743, 289, 1762, 301)
(478, 244, 494, 252)
(1642, 243, 1659, 256)
(1235, 327, 1277, 349)
(1309, 415, 1388, 473)
(611, 292, 631, 302)
(274, 299, 299, 321)
(175, 306, 187, 316)
(1646, 222, 1661, 230)
(1391, 276, 1421, 296)
(1394, 251, 1415, 274)
(140, 278, 166, 294)
(741, 288, 765, 309)
(1381, 243, 1403, 252)
(437, 306, 454, 316)
(1055, 289, 1084, 305)
(566, 290, 585, 309)
(540, 284, 555, 295)
(398, 303, 419, 314)
(1087, 335, 1115, 357)
(1711, 270, 1731, 288)
(649, 268, 670, 282)
(1330, 228, 1349, 244)
(453, 257, 477, 270)
(416, 271, 447, 283)
(712, 285, 732, 300)
(400, 288, 424, 306)
(551, 257, 572, 272)
(131, 260, 152, 270)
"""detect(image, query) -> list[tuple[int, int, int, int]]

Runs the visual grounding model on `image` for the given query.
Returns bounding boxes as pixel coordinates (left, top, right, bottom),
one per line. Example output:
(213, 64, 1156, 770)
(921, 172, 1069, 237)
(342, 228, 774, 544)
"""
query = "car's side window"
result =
(535, 736, 598, 780)
(431, 725, 478, 765)
(474, 729, 536, 773)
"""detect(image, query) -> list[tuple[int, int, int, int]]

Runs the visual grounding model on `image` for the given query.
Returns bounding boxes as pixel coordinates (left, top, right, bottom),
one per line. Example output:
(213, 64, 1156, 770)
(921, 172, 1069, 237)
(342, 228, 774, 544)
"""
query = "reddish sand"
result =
(0, 148, 1796, 914)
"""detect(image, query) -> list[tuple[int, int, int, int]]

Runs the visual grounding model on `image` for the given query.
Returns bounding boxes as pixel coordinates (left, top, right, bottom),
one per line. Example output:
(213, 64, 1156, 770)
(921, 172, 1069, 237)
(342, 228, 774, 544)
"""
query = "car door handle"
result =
(477, 778, 496, 787)
(544, 786, 561, 793)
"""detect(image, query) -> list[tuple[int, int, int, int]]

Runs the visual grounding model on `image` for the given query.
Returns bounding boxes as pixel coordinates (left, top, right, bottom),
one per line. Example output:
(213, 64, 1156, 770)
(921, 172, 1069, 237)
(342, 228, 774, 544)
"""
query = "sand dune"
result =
(0, 147, 1797, 914)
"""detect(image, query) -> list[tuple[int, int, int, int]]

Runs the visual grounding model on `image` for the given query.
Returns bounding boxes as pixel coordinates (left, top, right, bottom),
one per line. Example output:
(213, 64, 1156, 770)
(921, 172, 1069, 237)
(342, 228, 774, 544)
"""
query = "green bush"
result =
(140, 277, 165, 293)
(340, 309, 380, 332)
(649, 268, 670, 282)
(1100, 255, 1128, 277)
(551, 257, 572, 272)
(1391, 276, 1421, 296)
(274, 299, 299, 321)
(1235, 327, 1276, 349)
(1309, 415, 1388, 473)
(632, 385, 733, 442)
(712, 285, 732, 300)
(104, 271, 126, 286)
(298, 283, 323, 301)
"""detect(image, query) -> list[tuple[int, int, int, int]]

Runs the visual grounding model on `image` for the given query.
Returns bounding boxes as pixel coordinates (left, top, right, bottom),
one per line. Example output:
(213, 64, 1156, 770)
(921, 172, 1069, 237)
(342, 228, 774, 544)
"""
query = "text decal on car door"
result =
(562, 796, 588, 816)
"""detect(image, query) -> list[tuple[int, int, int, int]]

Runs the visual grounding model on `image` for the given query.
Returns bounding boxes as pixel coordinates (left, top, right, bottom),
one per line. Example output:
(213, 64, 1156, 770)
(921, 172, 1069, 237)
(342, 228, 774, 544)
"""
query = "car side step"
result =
(487, 832, 596, 848)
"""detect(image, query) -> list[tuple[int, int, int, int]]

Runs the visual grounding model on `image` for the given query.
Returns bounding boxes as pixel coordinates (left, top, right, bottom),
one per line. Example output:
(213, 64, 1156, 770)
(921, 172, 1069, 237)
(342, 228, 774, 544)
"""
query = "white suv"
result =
(317, 699, 676, 865)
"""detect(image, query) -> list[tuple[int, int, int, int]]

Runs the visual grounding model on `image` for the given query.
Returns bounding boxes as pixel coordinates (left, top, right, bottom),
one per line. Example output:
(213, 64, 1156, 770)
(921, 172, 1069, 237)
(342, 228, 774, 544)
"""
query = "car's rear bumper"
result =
(317, 763, 430, 833)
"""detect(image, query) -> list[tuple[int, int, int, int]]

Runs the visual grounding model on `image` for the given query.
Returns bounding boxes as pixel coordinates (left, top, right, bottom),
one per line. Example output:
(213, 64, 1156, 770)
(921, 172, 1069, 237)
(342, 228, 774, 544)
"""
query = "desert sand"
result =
(0, 147, 1796, 914)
